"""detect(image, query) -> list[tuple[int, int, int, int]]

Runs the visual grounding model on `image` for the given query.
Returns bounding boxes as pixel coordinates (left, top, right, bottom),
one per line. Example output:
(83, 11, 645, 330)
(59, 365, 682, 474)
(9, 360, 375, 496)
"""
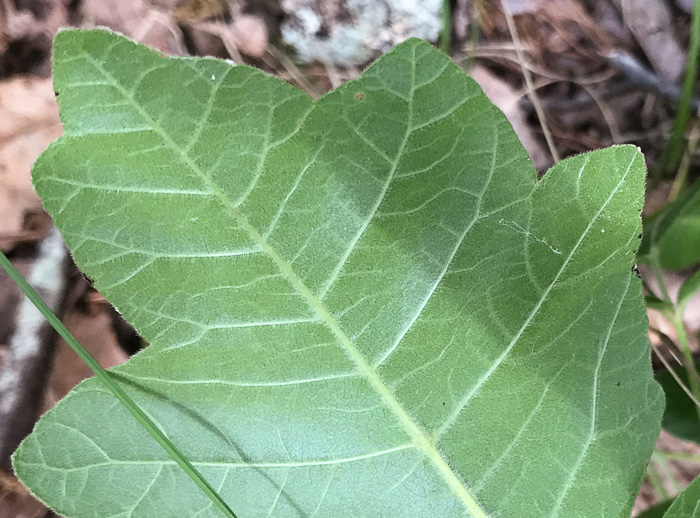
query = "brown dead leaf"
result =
(173, 0, 227, 24)
(82, 0, 186, 55)
(613, 0, 686, 83)
(0, 76, 61, 251)
(0, 469, 47, 518)
(189, 14, 269, 61)
(231, 14, 268, 58)
(513, 0, 614, 67)
(44, 291, 129, 408)
(0, 447, 47, 517)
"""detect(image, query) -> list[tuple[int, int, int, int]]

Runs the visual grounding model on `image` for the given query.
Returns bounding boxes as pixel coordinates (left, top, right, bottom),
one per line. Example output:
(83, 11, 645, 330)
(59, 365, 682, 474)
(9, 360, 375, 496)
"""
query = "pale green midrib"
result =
(80, 52, 489, 517)
(230, 200, 486, 518)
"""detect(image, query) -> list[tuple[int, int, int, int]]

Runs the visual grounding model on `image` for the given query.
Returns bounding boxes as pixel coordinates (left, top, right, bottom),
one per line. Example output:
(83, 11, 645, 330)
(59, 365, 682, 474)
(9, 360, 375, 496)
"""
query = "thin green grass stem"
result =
(661, 0, 700, 178)
(656, 450, 700, 464)
(462, 0, 482, 72)
(670, 119, 700, 202)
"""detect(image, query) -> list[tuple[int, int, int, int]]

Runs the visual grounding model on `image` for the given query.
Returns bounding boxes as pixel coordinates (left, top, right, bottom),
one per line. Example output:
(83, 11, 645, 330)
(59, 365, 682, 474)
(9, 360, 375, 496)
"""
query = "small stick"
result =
(604, 50, 700, 113)
(501, 1, 560, 163)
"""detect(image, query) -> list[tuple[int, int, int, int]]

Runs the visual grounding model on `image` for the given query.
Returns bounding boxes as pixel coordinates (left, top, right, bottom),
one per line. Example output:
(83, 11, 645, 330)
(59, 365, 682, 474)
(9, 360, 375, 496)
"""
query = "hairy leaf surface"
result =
(15, 29, 663, 517)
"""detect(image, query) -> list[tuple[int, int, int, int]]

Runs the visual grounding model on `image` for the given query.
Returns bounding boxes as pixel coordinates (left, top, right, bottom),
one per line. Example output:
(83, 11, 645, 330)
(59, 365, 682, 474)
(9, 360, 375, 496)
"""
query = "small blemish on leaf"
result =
(356, 93, 365, 100)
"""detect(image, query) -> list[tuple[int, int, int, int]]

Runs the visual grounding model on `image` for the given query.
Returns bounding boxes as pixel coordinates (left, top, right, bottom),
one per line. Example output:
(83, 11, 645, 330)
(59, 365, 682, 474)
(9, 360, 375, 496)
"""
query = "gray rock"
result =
(281, 0, 442, 65)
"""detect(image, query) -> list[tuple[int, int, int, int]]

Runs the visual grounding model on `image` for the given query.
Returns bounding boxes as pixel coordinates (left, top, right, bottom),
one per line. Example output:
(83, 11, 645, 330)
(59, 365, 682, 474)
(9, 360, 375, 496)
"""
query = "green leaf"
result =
(15, 29, 663, 517)
(639, 180, 700, 270)
(638, 500, 674, 518)
(646, 294, 673, 314)
(658, 362, 700, 444)
(662, 476, 700, 518)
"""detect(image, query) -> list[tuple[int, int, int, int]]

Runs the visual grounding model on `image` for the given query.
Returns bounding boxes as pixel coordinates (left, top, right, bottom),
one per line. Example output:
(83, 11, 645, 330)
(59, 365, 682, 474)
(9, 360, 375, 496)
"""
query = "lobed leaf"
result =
(15, 29, 663, 517)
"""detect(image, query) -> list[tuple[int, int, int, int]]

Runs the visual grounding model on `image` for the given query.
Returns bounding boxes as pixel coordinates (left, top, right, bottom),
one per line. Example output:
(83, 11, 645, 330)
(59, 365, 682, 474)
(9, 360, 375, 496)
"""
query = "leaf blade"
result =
(16, 29, 663, 517)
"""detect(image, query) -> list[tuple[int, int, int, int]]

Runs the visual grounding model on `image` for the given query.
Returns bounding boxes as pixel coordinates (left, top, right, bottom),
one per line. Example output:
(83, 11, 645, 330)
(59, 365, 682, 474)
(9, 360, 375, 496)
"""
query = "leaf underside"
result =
(16, 30, 663, 518)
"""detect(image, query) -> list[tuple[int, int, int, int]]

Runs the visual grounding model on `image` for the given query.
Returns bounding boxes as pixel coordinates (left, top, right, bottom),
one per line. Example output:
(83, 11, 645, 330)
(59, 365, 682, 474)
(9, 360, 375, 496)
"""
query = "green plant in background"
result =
(638, 174, 700, 511)
(646, 7, 700, 457)
(641, 180, 700, 272)
(638, 475, 700, 518)
(659, 0, 700, 189)
(3, 28, 697, 516)
(641, 6, 700, 464)
(639, 179, 700, 431)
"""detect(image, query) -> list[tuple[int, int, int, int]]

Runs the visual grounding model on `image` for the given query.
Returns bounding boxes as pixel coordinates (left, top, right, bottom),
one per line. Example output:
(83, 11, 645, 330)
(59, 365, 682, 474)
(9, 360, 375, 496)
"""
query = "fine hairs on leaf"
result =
(12, 29, 664, 517)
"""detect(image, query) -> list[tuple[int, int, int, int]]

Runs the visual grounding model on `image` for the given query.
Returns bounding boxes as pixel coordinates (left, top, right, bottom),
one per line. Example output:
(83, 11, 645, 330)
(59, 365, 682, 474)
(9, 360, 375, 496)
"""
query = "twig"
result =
(466, 46, 617, 85)
(652, 342, 700, 409)
(604, 50, 700, 113)
(579, 83, 622, 143)
(500, 1, 560, 163)
(265, 45, 320, 98)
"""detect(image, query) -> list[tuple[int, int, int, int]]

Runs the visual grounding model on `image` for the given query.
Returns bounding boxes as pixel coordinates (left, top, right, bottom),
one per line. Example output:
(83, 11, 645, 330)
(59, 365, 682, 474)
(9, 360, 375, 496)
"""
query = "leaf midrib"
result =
(78, 51, 489, 517)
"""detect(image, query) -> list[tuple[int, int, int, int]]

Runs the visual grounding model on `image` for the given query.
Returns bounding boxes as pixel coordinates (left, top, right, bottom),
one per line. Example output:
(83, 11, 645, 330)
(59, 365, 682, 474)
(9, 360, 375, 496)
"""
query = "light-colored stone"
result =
(281, 0, 442, 65)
